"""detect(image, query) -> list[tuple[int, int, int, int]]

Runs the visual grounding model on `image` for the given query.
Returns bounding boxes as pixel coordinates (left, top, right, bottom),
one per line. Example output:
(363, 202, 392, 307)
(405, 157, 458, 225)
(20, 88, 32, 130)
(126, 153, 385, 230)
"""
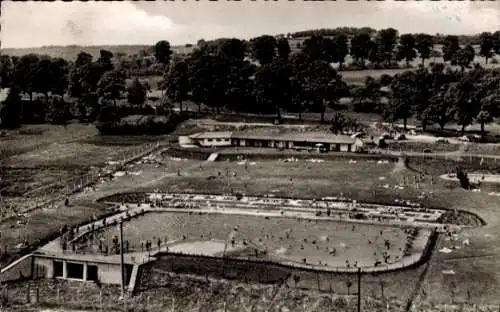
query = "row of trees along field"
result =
(0, 28, 499, 134)
(353, 64, 500, 137)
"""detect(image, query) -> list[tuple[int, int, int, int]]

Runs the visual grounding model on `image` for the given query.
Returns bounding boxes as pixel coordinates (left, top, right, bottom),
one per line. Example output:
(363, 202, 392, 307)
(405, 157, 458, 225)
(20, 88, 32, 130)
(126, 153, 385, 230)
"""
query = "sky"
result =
(1, 1, 499, 49)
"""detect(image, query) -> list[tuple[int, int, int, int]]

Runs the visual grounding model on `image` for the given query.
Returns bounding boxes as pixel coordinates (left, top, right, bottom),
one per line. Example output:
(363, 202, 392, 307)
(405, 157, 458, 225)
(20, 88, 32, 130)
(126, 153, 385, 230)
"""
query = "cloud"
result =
(1, 2, 191, 48)
(1, 1, 499, 49)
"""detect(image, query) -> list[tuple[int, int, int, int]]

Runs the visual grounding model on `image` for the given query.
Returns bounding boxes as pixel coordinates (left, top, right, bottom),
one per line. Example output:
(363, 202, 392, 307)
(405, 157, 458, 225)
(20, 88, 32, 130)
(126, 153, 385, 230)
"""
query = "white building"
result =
(182, 130, 368, 152)
(188, 131, 233, 147)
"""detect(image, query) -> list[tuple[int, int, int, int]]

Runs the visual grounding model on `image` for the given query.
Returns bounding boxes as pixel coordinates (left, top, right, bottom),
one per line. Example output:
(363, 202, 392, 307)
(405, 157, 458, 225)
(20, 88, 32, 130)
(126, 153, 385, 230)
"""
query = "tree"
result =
(415, 34, 434, 66)
(385, 71, 417, 130)
(410, 68, 434, 131)
(187, 53, 228, 113)
(97, 70, 126, 106)
(45, 94, 71, 125)
(250, 35, 277, 65)
(69, 52, 94, 98)
(218, 38, 247, 62)
(126, 78, 149, 108)
(452, 45, 475, 72)
(350, 33, 372, 68)
(302, 35, 337, 63)
(351, 76, 382, 114)
(368, 40, 382, 67)
(426, 86, 456, 131)
(300, 60, 344, 123)
(376, 28, 398, 67)
(12, 54, 40, 104)
(0, 55, 14, 88)
(154, 40, 173, 65)
(49, 58, 70, 95)
(493, 31, 500, 54)
(445, 80, 478, 134)
(478, 90, 500, 138)
(334, 34, 349, 70)
(253, 60, 292, 120)
(97, 50, 114, 74)
(475, 72, 500, 138)
(479, 32, 494, 64)
(75, 52, 93, 68)
(33, 57, 69, 97)
(288, 75, 306, 120)
(224, 60, 256, 113)
(276, 38, 291, 61)
(396, 34, 417, 67)
(442, 35, 460, 62)
(330, 112, 347, 134)
(0, 86, 22, 129)
(164, 60, 190, 112)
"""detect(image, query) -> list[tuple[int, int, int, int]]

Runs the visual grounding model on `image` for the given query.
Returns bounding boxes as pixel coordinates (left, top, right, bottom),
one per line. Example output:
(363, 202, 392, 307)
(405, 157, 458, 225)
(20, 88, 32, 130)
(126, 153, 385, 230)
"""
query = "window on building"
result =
(66, 262, 84, 279)
(54, 260, 63, 278)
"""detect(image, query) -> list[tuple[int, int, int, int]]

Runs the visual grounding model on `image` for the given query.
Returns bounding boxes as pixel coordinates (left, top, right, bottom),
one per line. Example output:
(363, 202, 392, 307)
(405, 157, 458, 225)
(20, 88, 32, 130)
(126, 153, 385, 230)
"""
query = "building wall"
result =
(97, 263, 123, 285)
(340, 144, 350, 152)
(33, 257, 123, 285)
(199, 138, 232, 147)
(0, 254, 33, 283)
(178, 136, 195, 146)
(353, 138, 364, 152)
(34, 257, 53, 279)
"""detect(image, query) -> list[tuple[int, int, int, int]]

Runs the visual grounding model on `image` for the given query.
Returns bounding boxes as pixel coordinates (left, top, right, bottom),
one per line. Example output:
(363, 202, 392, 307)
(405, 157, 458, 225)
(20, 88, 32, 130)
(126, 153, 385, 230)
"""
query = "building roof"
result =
(188, 129, 357, 145)
(190, 131, 233, 139)
(232, 130, 356, 145)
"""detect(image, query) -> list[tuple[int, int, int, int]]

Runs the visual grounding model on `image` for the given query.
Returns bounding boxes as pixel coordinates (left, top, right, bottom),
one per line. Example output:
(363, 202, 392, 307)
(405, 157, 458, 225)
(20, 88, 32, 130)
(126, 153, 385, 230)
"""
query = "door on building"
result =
(87, 264, 98, 281)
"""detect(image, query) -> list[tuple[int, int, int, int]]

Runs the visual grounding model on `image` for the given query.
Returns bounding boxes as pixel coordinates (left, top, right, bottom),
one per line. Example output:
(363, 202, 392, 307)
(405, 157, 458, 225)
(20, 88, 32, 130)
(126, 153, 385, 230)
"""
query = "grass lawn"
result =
(0, 124, 97, 161)
(3, 135, 500, 308)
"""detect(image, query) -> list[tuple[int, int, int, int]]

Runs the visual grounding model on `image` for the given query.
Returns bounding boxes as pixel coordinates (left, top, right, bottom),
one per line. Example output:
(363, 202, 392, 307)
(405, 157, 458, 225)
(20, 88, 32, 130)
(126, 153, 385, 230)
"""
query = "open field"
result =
(2, 128, 500, 309)
(0, 124, 98, 161)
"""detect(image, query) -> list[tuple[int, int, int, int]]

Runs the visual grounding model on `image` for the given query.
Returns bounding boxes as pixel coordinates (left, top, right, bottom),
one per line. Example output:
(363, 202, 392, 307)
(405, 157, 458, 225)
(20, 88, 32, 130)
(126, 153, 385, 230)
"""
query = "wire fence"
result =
(2, 280, 499, 312)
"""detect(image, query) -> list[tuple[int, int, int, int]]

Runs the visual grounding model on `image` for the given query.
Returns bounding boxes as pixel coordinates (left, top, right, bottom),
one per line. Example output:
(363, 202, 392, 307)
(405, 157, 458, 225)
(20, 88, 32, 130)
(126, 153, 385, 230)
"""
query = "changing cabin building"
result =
(180, 131, 367, 152)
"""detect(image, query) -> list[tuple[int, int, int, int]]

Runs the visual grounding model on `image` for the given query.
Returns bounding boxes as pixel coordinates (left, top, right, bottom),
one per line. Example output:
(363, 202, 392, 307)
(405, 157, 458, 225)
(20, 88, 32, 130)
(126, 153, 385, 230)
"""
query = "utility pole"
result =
(357, 268, 361, 312)
(119, 220, 125, 298)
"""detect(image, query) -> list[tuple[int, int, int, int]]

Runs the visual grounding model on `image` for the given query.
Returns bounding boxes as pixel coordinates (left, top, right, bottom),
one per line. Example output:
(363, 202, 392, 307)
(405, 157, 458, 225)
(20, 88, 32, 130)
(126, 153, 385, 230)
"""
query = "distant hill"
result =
(0, 44, 195, 61)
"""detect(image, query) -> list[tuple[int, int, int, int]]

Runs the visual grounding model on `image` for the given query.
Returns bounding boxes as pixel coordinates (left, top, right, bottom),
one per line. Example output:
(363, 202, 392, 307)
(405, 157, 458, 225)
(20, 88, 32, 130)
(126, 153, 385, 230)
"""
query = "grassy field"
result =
(0, 126, 174, 267)
(0, 124, 98, 162)
(3, 123, 500, 309)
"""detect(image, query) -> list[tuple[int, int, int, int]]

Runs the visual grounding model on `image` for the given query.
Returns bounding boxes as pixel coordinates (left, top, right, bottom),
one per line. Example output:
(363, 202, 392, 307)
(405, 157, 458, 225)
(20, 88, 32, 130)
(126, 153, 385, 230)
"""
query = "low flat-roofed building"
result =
(189, 131, 233, 147)
(184, 129, 367, 152)
(231, 130, 364, 152)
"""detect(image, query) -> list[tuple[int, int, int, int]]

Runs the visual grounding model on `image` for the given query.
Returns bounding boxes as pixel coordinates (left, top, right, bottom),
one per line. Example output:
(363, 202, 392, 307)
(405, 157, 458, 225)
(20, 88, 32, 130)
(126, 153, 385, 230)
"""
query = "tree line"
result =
(0, 30, 499, 135)
(353, 64, 500, 137)
(285, 27, 500, 48)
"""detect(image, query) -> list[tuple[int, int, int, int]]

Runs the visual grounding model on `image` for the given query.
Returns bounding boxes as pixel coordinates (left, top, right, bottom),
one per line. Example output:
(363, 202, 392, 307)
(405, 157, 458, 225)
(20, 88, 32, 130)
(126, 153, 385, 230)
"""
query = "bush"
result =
(456, 167, 470, 190)
(353, 100, 381, 114)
